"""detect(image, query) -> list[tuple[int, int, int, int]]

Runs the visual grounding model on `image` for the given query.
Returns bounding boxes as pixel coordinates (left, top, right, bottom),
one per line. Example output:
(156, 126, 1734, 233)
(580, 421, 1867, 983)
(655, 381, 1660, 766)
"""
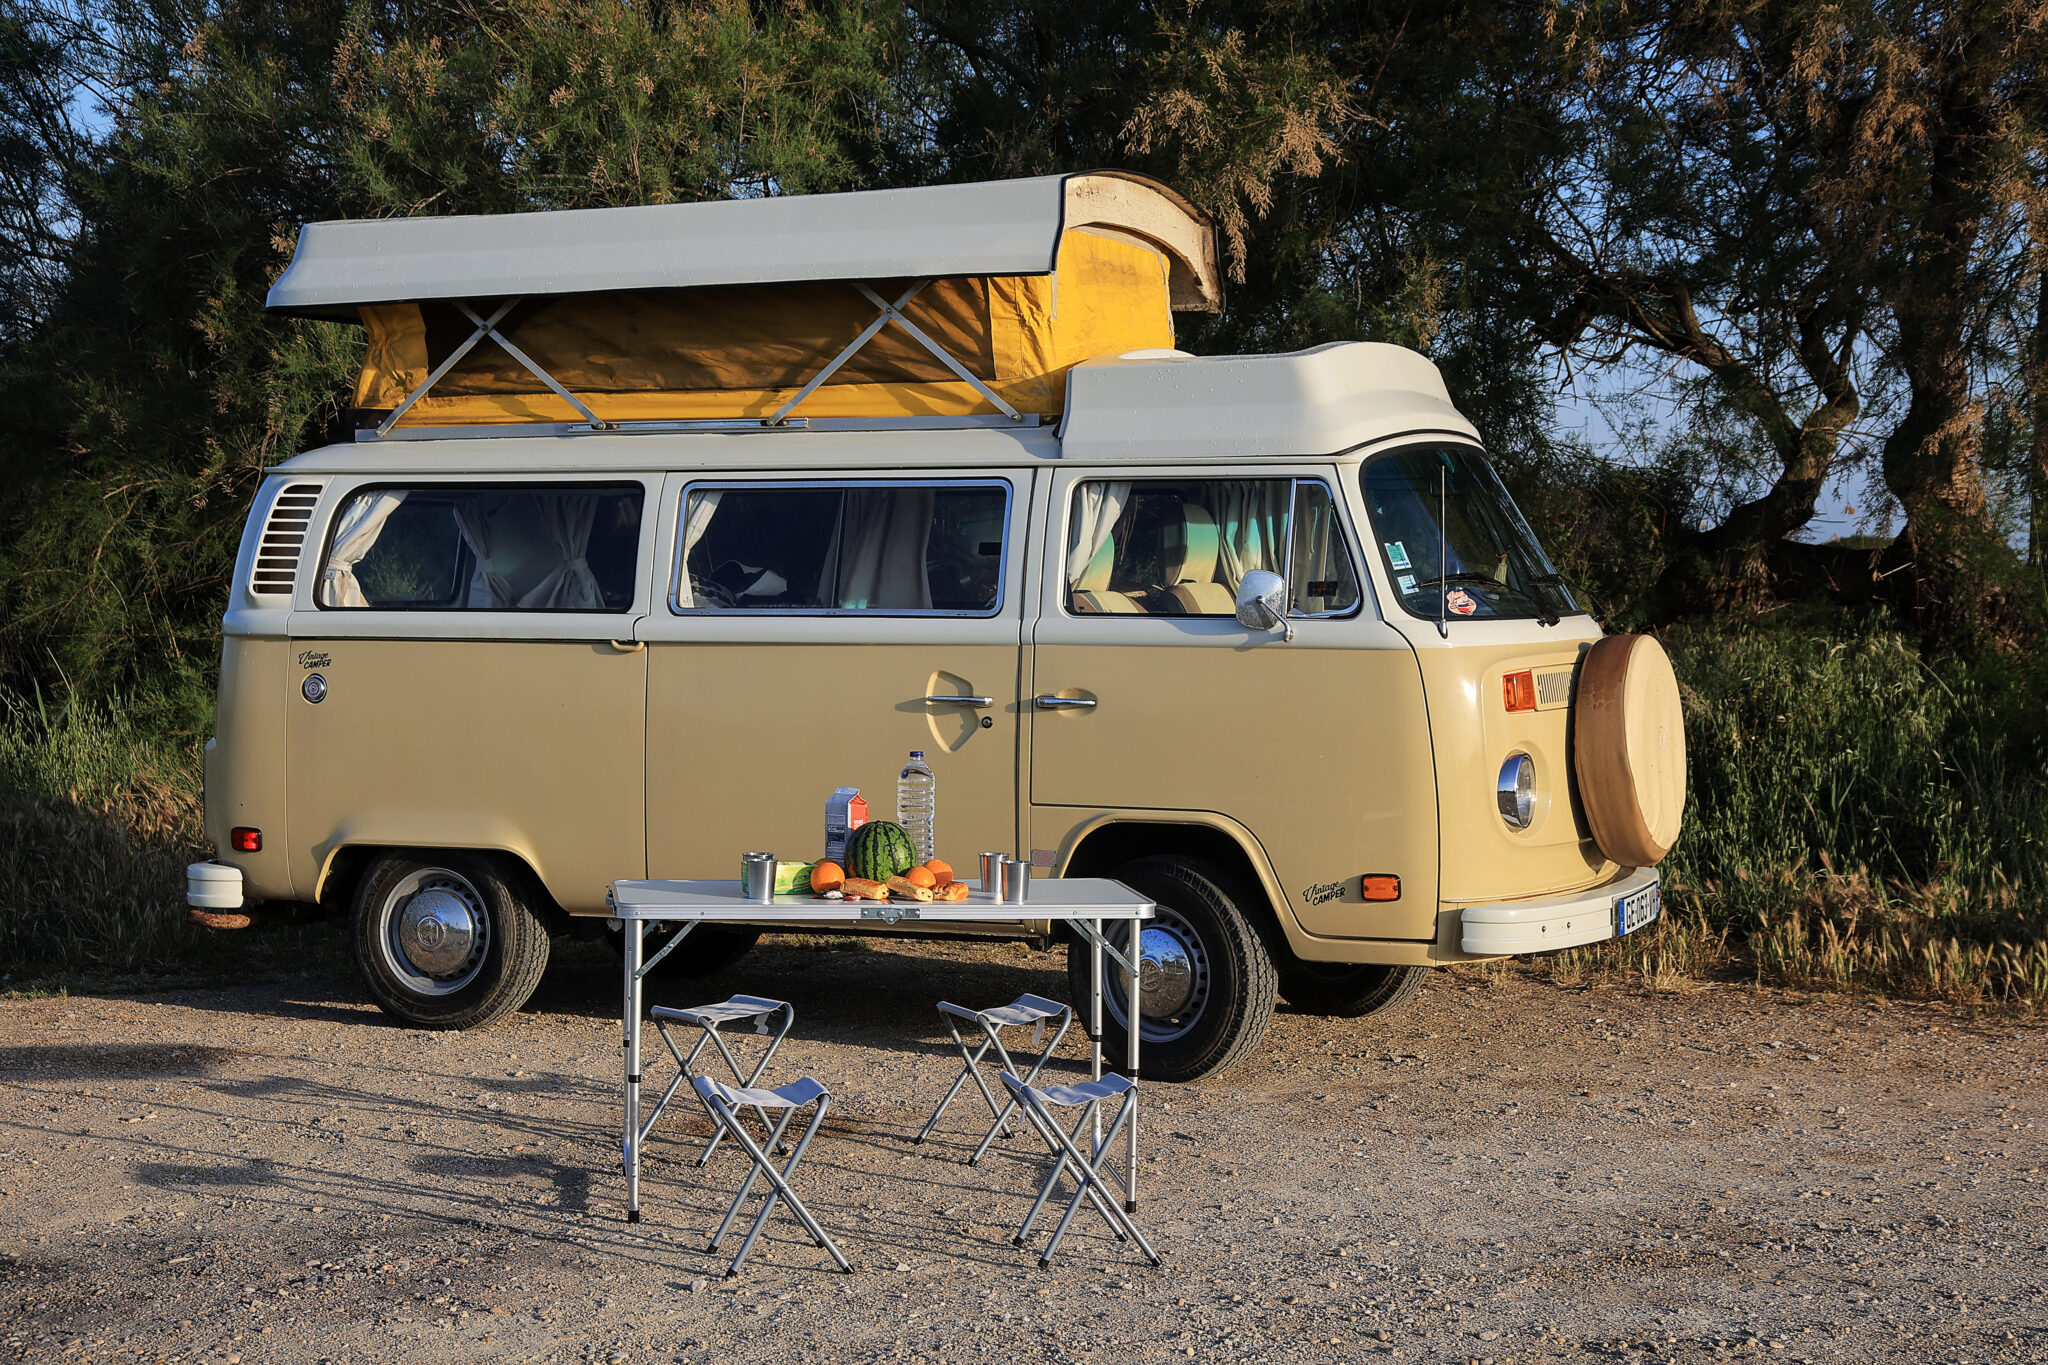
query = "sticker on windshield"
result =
(1385, 541, 1412, 570)
(1445, 588, 1479, 616)
(1397, 574, 1417, 595)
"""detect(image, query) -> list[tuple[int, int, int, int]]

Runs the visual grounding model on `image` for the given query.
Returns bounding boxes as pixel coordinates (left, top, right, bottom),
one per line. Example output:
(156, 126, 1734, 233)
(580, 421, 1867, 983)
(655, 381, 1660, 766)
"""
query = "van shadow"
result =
(0, 1043, 247, 1081)
(528, 936, 1078, 1049)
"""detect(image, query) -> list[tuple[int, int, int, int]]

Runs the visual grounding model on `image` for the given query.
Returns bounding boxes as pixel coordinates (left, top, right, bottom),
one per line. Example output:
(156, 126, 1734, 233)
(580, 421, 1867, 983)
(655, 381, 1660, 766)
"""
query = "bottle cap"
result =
(910, 750, 924, 758)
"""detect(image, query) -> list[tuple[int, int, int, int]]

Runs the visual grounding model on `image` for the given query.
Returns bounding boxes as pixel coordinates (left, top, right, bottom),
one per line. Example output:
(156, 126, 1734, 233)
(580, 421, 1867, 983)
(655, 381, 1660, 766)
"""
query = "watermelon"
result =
(846, 821, 917, 882)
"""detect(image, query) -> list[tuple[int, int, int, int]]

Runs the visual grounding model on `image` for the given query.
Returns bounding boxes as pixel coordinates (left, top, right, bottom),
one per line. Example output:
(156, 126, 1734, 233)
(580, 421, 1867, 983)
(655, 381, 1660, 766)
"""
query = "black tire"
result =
(350, 851, 551, 1030)
(1065, 856, 1278, 1083)
(604, 923, 761, 978)
(1279, 962, 1427, 1018)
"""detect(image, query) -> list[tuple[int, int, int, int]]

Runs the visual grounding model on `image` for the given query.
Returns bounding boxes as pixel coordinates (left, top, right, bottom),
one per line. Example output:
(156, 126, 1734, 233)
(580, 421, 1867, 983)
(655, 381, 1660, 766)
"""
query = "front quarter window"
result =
(1359, 446, 1579, 623)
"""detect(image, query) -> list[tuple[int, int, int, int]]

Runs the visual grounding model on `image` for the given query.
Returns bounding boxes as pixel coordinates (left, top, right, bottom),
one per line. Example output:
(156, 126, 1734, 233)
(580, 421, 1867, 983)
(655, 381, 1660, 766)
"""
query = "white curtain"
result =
(673, 489, 724, 609)
(451, 496, 518, 608)
(1207, 480, 1292, 589)
(519, 492, 603, 609)
(823, 488, 935, 610)
(1064, 480, 1131, 589)
(320, 491, 407, 607)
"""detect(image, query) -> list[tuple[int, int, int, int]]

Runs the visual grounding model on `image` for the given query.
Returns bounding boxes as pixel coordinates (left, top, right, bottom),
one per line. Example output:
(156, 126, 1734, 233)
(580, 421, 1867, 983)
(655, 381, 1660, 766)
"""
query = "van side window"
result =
(1065, 478, 1358, 617)
(675, 482, 1008, 614)
(318, 485, 643, 611)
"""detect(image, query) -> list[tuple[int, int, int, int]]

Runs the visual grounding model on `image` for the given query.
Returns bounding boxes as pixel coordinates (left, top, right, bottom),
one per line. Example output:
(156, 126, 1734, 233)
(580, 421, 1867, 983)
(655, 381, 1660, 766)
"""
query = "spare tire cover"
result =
(1572, 634, 1686, 866)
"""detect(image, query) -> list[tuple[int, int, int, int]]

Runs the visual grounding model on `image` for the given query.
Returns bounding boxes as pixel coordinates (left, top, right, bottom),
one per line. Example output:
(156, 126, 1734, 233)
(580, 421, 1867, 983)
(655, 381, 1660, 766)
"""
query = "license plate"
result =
(1615, 882, 1661, 937)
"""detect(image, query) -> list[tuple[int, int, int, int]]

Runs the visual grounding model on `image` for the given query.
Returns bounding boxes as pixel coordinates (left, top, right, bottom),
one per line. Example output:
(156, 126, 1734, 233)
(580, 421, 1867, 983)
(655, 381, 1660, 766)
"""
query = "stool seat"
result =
(698, 1076, 827, 1110)
(1031, 1076, 1136, 1107)
(654, 994, 786, 1027)
(945, 993, 1068, 1029)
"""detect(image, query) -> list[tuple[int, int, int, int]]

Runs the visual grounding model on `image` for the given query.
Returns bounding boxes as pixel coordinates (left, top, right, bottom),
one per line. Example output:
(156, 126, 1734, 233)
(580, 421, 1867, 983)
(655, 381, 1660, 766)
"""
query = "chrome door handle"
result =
(922, 695, 994, 708)
(1035, 695, 1097, 710)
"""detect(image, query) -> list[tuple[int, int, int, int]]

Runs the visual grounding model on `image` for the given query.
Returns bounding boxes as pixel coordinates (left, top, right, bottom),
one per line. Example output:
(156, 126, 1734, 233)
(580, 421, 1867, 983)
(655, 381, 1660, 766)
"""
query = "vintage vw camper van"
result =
(188, 173, 1685, 1081)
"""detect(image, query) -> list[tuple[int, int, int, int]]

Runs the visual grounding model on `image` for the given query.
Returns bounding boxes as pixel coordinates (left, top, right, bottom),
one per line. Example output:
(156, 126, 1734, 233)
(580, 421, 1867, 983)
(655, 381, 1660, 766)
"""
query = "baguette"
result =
(839, 877, 890, 901)
(885, 876, 937, 903)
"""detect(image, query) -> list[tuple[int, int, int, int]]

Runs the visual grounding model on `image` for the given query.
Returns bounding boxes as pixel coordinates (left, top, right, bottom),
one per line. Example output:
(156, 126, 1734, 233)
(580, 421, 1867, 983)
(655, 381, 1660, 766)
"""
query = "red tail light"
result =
(230, 827, 262, 853)
(1502, 670, 1537, 712)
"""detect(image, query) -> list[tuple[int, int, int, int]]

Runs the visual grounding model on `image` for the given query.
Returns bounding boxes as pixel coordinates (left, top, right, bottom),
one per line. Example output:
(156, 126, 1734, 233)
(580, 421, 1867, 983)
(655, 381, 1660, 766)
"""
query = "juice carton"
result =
(824, 787, 868, 864)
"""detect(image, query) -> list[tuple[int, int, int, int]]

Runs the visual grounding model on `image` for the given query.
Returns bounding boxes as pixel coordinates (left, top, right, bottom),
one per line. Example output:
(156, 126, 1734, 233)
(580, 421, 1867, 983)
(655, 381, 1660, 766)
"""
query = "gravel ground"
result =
(3, 933, 2045, 1365)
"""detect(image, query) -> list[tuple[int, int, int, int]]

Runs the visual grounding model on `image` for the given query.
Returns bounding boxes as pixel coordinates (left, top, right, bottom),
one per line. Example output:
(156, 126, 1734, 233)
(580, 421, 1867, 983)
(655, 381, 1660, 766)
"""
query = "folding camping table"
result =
(604, 877, 1155, 1227)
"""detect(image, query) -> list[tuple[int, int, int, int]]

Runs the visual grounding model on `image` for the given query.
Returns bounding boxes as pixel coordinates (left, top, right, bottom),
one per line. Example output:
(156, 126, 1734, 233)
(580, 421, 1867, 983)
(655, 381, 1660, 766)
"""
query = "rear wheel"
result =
(1279, 962, 1427, 1018)
(1066, 856, 1277, 1082)
(350, 851, 550, 1030)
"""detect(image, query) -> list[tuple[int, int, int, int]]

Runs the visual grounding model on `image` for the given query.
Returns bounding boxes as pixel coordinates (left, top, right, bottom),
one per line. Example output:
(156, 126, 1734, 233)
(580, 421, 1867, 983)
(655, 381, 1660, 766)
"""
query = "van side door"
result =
(641, 472, 1029, 882)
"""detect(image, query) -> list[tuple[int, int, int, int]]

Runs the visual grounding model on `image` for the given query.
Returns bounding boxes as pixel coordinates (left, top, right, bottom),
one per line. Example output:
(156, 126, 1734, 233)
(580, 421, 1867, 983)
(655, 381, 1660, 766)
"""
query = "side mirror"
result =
(1234, 570, 1294, 641)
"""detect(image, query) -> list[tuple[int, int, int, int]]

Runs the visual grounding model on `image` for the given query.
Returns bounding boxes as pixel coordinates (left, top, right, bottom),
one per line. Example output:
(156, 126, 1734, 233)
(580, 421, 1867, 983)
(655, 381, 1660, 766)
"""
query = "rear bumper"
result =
(186, 861, 246, 910)
(1457, 866, 1660, 956)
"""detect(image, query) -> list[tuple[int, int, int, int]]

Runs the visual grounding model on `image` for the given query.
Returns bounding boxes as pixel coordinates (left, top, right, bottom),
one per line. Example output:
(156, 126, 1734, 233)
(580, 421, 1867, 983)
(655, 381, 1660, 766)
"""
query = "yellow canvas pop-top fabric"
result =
(355, 228, 1174, 425)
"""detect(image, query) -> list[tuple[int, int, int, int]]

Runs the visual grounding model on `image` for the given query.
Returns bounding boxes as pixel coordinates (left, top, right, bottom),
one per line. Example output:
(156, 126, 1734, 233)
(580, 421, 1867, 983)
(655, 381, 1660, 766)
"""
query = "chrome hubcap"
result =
(378, 869, 490, 996)
(1137, 925, 1196, 1017)
(1106, 905, 1212, 1044)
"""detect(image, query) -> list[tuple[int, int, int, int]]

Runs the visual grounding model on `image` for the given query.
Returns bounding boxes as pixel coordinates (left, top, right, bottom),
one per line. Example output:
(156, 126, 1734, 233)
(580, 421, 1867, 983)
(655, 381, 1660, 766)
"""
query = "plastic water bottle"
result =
(897, 750, 936, 864)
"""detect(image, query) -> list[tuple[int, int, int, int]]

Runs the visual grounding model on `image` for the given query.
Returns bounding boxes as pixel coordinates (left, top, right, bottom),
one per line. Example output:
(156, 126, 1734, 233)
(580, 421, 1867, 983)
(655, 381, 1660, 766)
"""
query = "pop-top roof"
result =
(267, 172, 1222, 320)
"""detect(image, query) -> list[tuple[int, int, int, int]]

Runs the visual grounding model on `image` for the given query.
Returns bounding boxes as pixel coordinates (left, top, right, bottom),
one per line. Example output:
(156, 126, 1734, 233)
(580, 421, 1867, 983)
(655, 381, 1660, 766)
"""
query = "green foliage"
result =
(0, 688, 342, 985)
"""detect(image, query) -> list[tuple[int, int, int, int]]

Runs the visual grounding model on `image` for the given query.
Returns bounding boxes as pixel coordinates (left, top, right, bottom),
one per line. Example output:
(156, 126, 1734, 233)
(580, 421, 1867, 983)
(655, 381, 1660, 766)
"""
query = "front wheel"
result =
(1066, 856, 1278, 1082)
(351, 851, 551, 1029)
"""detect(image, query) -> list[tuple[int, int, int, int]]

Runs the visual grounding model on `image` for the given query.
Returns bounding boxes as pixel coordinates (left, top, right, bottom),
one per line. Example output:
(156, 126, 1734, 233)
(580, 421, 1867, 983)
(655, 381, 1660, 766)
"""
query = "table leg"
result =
(1089, 916, 1104, 1150)
(1126, 920, 1139, 1215)
(624, 917, 643, 1224)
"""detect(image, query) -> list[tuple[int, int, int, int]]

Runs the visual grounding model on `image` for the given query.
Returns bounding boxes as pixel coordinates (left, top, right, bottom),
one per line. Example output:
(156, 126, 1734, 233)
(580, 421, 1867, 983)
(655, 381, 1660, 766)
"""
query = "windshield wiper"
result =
(1409, 573, 1560, 627)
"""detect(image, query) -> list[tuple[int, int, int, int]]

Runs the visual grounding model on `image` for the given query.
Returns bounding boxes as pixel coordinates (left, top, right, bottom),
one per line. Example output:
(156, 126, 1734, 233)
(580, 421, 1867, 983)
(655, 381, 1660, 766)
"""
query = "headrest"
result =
(1163, 503, 1221, 584)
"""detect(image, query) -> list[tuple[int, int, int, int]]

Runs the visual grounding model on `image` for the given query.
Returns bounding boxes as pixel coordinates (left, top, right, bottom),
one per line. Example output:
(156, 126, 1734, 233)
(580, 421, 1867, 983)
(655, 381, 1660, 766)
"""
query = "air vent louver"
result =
(249, 484, 322, 596)
(1536, 668, 1575, 708)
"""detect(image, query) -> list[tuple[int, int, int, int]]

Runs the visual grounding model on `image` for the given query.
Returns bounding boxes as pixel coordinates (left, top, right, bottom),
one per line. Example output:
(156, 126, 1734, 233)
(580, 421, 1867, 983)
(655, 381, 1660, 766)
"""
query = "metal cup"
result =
(742, 852, 777, 903)
(1001, 855, 1031, 904)
(979, 852, 1008, 900)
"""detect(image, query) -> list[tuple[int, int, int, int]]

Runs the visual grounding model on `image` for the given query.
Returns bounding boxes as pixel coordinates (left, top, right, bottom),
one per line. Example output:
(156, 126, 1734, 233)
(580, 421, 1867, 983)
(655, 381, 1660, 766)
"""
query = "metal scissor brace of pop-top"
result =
(693, 1075, 852, 1277)
(1002, 1072, 1162, 1270)
(641, 995, 794, 1168)
(916, 993, 1074, 1163)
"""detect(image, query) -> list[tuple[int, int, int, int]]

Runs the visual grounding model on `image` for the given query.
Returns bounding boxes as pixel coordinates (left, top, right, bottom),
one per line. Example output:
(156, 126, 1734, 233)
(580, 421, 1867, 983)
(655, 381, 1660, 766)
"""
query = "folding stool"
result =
(1000, 1071, 1162, 1270)
(644, 994, 793, 1165)
(915, 993, 1073, 1163)
(693, 1075, 853, 1277)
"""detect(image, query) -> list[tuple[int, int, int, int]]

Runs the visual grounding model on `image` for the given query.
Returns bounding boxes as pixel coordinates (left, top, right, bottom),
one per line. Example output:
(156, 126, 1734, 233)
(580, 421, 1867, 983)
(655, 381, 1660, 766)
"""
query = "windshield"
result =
(1359, 445, 1581, 623)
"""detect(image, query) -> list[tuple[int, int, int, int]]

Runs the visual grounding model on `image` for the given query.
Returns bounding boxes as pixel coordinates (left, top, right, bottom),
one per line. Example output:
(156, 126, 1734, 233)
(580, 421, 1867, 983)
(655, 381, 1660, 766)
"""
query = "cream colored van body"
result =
(193, 176, 1681, 1078)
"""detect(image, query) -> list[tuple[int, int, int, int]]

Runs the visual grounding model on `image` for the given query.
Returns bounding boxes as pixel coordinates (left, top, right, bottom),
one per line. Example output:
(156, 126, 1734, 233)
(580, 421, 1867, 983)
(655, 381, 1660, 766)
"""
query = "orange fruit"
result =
(810, 861, 845, 894)
(923, 859, 954, 884)
(904, 866, 938, 888)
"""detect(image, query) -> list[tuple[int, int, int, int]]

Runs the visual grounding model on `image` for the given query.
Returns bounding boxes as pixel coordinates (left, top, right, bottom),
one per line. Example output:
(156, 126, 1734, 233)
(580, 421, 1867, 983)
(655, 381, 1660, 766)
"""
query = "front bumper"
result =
(1457, 866, 1660, 956)
(186, 861, 246, 910)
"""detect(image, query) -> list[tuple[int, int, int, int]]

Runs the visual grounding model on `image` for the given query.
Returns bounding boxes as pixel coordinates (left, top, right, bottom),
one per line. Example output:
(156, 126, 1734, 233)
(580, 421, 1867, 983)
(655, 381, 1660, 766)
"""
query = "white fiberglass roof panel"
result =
(267, 173, 1221, 317)
(1057, 343, 1480, 461)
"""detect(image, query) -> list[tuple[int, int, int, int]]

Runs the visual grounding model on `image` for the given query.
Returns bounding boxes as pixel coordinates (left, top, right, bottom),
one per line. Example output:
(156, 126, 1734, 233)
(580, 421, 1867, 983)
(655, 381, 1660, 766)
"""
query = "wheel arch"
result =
(316, 843, 574, 937)
(1053, 812, 1299, 956)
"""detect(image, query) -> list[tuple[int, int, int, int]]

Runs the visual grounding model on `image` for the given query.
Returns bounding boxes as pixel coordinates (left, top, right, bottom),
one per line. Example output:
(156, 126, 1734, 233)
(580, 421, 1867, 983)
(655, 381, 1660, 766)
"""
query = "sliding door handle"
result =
(1034, 695, 1097, 710)
(608, 639, 645, 653)
(922, 694, 993, 708)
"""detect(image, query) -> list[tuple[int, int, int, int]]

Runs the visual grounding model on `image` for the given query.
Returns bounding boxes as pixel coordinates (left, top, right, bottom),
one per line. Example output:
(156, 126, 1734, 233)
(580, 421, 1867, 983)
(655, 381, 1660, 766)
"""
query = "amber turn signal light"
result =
(1360, 874, 1401, 901)
(230, 827, 261, 853)
(1502, 669, 1537, 712)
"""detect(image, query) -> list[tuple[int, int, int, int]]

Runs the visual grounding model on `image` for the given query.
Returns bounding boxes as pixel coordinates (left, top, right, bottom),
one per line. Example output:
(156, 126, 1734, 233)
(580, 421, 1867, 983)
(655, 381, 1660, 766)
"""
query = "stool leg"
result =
(1009, 1095, 1125, 1249)
(714, 1098, 851, 1276)
(708, 1101, 801, 1252)
(969, 1009, 1074, 1166)
(1037, 1096, 1157, 1268)
(916, 1015, 996, 1145)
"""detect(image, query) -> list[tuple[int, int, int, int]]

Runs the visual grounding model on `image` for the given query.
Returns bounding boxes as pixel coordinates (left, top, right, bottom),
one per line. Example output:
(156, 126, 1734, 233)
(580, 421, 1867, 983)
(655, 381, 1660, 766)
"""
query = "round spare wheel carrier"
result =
(1572, 633, 1687, 866)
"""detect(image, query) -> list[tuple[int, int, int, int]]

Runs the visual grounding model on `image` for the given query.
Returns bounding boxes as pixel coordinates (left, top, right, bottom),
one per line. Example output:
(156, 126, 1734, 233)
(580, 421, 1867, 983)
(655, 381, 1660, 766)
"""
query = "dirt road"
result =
(2, 936, 2044, 1364)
